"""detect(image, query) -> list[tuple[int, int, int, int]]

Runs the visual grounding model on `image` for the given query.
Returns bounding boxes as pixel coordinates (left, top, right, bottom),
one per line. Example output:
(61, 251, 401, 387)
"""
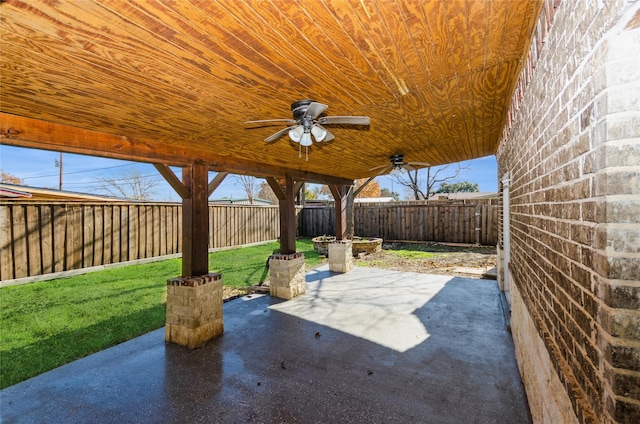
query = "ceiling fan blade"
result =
(407, 161, 431, 167)
(264, 126, 298, 142)
(245, 118, 297, 125)
(369, 164, 388, 171)
(403, 164, 416, 172)
(303, 102, 328, 119)
(323, 129, 334, 142)
(318, 116, 370, 125)
(375, 165, 393, 176)
(312, 124, 334, 142)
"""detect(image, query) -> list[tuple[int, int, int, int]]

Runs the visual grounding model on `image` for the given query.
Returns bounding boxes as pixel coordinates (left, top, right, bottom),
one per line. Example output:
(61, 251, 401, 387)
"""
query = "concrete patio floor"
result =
(1, 265, 531, 423)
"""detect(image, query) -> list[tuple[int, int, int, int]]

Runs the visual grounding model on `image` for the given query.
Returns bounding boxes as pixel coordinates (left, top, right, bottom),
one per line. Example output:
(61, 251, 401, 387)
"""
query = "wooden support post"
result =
(154, 163, 224, 278)
(329, 184, 349, 240)
(266, 175, 297, 254)
(182, 162, 209, 277)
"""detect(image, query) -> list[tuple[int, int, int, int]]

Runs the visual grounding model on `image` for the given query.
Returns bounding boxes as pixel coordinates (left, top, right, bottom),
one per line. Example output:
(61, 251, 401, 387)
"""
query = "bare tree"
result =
(393, 164, 468, 200)
(95, 169, 159, 200)
(235, 175, 258, 204)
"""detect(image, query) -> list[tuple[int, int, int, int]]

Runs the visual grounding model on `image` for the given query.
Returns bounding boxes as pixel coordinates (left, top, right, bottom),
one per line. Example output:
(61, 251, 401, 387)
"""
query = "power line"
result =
(61, 173, 162, 187)
(21, 163, 136, 180)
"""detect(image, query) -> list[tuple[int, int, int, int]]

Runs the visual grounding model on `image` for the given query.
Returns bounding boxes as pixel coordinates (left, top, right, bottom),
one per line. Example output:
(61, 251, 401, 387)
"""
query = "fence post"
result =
(475, 205, 482, 246)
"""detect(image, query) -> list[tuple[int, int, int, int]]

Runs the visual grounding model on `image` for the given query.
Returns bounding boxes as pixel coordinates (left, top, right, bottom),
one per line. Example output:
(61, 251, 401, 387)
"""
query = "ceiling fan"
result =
(245, 100, 370, 160)
(369, 154, 431, 175)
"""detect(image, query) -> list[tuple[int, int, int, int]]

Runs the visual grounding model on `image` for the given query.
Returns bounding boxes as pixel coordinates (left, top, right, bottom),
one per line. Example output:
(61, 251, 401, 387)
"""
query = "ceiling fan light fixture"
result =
(300, 131, 313, 147)
(311, 125, 327, 142)
(288, 125, 304, 142)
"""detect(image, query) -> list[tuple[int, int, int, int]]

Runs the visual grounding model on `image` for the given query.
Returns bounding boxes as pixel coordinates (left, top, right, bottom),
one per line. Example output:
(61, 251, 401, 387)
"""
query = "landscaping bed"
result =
(354, 242, 497, 278)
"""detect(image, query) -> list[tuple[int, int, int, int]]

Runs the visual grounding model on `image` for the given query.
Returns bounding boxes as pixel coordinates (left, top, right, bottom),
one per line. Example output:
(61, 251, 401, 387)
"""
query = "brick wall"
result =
(496, 1, 640, 423)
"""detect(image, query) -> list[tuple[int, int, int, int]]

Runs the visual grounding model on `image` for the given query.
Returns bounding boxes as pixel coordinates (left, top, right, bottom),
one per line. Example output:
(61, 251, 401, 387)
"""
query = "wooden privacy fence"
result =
(0, 202, 279, 281)
(299, 203, 498, 246)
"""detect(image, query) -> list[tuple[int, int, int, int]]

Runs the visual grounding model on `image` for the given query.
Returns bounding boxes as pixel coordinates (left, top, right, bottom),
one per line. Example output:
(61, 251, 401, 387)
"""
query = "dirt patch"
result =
(354, 242, 497, 279)
(223, 286, 250, 301)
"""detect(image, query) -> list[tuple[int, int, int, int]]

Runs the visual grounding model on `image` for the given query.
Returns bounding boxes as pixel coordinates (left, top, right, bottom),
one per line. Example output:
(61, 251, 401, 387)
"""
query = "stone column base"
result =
(269, 253, 306, 300)
(329, 240, 353, 273)
(165, 273, 224, 348)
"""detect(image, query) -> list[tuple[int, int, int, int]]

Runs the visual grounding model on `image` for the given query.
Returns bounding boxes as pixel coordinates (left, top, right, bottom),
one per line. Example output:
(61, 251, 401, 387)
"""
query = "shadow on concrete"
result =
(1, 265, 531, 423)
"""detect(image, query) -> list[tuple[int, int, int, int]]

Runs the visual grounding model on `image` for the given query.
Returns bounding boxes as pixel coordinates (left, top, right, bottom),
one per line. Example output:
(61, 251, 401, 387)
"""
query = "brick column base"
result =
(165, 273, 224, 348)
(329, 240, 353, 273)
(269, 253, 306, 300)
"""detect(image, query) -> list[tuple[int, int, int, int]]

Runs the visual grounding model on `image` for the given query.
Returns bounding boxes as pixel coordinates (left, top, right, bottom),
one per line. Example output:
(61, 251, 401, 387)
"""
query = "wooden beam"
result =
(0, 113, 355, 185)
(354, 176, 376, 197)
(266, 177, 285, 200)
(208, 172, 228, 197)
(181, 162, 209, 277)
(329, 185, 349, 240)
(287, 170, 353, 186)
(153, 164, 190, 199)
(1, 113, 285, 176)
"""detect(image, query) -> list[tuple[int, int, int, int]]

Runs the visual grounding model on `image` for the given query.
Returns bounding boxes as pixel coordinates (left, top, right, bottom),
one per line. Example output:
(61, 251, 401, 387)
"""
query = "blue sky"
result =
(0, 145, 497, 201)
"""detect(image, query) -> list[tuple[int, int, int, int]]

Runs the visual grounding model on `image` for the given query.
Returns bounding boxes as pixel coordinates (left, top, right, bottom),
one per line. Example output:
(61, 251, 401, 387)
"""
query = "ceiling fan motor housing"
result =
(291, 99, 315, 120)
(390, 154, 405, 167)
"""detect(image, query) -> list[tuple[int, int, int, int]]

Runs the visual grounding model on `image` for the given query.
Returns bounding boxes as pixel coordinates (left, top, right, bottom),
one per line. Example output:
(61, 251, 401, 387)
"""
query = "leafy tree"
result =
(257, 181, 279, 204)
(380, 187, 399, 201)
(0, 170, 25, 185)
(392, 164, 468, 200)
(435, 181, 479, 193)
(95, 169, 159, 200)
(355, 178, 381, 198)
(304, 187, 317, 200)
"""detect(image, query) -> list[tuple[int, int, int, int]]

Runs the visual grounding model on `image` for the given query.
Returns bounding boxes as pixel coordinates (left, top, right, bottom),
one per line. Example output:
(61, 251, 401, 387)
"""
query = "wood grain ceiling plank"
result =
(2, 0, 302, 160)
(287, 0, 383, 108)
(2, 1, 215, 100)
(484, 1, 528, 148)
(275, 0, 375, 108)
(0, 5, 230, 128)
(208, 0, 356, 106)
(312, 0, 442, 167)
(93, 1, 288, 119)
(492, 0, 543, 150)
(447, 0, 493, 159)
(317, 0, 398, 102)
(435, 1, 475, 160)
(459, 0, 486, 157)
(0, 0, 543, 181)
(404, 0, 463, 164)
(161, 0, 303, 95)
(368, 0, 450, 164)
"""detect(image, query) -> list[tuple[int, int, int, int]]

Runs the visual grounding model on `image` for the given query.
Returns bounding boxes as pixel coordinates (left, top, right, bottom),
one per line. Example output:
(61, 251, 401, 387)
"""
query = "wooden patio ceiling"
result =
(0, 0, 542, 183)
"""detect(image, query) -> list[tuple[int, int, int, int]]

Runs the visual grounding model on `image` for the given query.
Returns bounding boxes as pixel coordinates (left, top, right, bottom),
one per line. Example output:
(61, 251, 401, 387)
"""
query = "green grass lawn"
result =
(0, 239, 322, 389)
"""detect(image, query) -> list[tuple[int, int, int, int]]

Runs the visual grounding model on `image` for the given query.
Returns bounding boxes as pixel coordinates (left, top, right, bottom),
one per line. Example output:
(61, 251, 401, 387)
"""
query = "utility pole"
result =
(54, 152, 63, 190)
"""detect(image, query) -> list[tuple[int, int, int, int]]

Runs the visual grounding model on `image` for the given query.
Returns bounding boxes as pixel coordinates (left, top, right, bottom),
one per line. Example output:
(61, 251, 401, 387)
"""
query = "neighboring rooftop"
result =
(0, 183, 128, 202)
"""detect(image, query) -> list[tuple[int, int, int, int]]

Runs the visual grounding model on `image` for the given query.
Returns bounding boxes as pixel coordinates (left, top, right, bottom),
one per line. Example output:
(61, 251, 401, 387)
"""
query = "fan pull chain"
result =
(298, 143, 302, 159)
(305, 146, 309, 161)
